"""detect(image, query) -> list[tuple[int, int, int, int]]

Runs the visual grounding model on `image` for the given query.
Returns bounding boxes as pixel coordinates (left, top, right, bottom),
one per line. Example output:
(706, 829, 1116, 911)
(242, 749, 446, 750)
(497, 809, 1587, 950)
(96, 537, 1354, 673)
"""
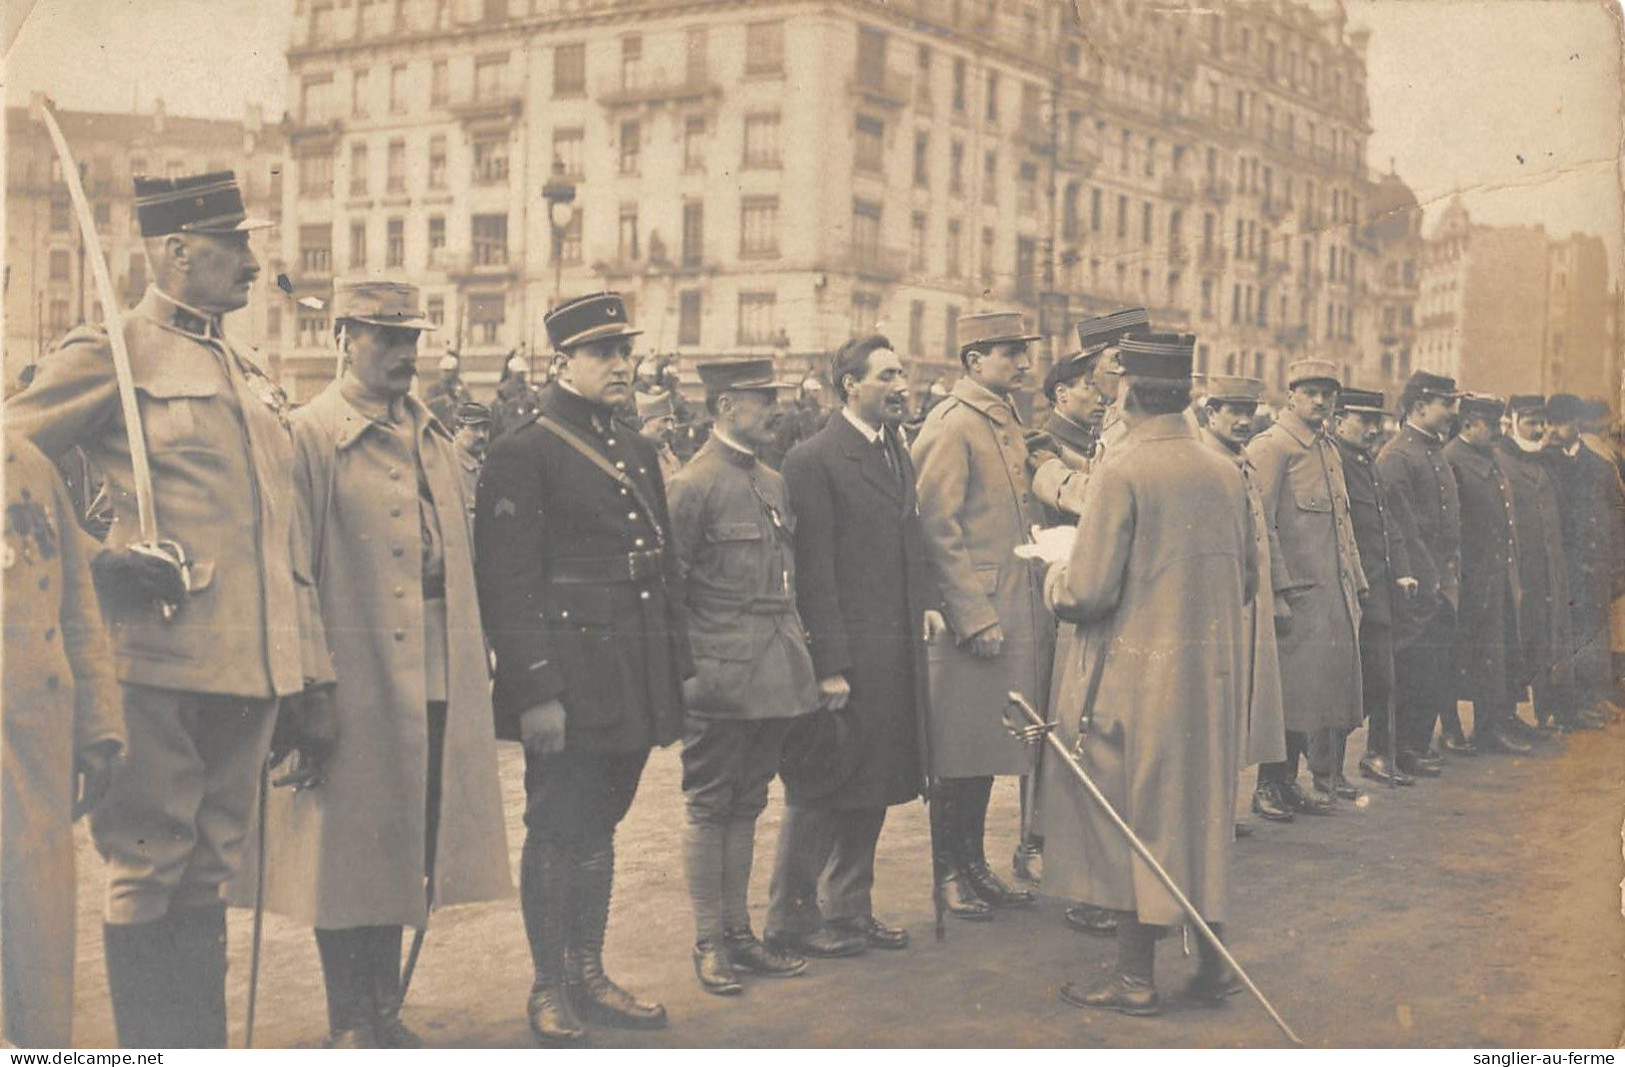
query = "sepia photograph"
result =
(1, 0, 1622, 1051)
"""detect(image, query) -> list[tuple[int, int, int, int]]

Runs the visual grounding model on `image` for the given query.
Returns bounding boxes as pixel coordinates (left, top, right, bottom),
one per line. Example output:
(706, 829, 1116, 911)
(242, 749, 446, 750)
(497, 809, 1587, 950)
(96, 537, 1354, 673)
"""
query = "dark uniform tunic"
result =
(1445, 437, 1521, 716)
(1545, 443, 1625, 715)
(1495, 437, 1573, 715)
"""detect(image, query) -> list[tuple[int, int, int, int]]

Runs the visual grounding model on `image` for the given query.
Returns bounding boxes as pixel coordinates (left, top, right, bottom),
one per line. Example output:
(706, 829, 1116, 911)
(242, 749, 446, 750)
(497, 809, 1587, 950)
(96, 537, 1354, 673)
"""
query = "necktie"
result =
(878, 431, 901, 485)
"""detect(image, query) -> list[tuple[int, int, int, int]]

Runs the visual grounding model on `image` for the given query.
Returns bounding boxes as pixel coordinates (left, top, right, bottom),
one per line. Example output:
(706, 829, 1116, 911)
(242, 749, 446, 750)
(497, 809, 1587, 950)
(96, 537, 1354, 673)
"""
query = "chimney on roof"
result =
(153, 97, 166, 134)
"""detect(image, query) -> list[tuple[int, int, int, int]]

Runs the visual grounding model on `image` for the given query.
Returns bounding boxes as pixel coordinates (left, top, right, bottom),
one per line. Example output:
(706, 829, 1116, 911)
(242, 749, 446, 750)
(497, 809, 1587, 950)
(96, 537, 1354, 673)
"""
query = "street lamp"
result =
(541, 157, 576, 307)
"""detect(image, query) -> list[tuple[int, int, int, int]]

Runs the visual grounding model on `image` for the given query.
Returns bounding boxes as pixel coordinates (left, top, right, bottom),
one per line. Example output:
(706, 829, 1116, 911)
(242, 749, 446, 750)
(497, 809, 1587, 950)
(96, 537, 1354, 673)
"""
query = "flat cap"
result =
(1206, 375, 1265, 404)
(134, 170, 271, 237)
(1116, 333, 1195, 381)
(696, 357, 793, 394)
(1287, 358, 1341, 389)
(332, 279, 435, 330)
(1075, 307, 1151, 354)
(545, 291, 642, 351)
(1337, 387, 1387, 414)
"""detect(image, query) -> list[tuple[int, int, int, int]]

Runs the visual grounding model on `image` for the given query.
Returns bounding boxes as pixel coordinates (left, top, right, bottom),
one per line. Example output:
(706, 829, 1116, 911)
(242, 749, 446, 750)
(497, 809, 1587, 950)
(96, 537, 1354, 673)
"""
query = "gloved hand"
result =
(270, 683, 338, 791)
(73, 738, 122, 821)
(90, 542, 190, 615)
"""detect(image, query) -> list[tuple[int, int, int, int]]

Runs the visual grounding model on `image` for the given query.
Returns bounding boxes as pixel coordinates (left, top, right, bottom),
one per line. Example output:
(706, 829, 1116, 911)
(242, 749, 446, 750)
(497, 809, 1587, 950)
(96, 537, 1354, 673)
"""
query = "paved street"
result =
(67, 709, 1624, 1048)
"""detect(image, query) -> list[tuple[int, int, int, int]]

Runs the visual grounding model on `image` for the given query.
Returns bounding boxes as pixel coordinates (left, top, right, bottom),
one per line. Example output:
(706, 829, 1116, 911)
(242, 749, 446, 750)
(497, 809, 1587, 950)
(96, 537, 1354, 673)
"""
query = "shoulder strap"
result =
(535, 414, 666, 548)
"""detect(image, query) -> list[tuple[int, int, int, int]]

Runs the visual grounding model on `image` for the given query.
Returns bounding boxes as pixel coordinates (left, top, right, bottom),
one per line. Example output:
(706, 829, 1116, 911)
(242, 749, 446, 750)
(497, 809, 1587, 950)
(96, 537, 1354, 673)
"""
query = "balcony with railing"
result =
(849, 68, 914, 110)
(829, 243, 909, 283)
(1056, 143, 1100, 175)
(447, 91, 523, 126)
(442, 249, 518, 281)
(597, 66, 722, 109)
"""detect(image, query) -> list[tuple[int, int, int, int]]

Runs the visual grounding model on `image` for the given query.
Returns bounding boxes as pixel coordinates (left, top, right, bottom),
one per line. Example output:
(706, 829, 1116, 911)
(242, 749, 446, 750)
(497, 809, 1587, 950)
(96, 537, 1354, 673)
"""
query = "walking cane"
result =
(244, 757, 270, 1048)
(1004, 692, 1307, 1048)
(918, 619, 947, 941)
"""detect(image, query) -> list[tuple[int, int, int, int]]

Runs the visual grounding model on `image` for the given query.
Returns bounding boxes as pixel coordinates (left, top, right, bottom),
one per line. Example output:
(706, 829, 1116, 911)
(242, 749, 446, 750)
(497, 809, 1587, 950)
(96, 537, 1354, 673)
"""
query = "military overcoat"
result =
(1445, 437, 1521, 707)
(1494, 438, 1572, 690)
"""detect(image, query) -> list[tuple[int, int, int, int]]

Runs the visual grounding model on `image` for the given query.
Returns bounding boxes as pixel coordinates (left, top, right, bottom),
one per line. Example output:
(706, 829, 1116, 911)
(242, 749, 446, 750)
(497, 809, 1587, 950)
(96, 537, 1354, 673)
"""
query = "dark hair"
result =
(1205, 397, 1258, 416)
(1125, 379, 1192, 415)
(830, 335, 893, 402)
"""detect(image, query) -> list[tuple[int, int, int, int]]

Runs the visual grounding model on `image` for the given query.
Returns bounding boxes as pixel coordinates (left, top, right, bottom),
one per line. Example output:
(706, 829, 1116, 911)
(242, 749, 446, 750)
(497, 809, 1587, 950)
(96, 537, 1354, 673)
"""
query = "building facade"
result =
(275, 0, 1398, 402)
(5, 96, 285, 391)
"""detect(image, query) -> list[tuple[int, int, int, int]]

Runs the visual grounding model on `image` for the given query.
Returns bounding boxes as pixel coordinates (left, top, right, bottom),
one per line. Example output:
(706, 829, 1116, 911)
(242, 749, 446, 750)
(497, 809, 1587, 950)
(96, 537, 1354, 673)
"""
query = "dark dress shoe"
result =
(940, 871, 996, 921)
(1063, 903, 1119, 936)
(693, 939, 743, 995)
(569, 974, 666, 1030)
(1397, 750, 1443, 777)
(1475, 723, 1534, 755)
(1060, 974, 1161, 1016)
(1358, 752, 1415, 786)
(1281, 781, 1335, 815)
(1311, 774, 1361, 800)
(832, 915, 909, 950)
(326, 1026, 379, 1049)
(1233, 821, 1254, 838)
(374, 1016, 423, 1049)
(765, 926, 866, 958)
(724, 928, 808, 976)
(1182, 968, 1245, 1008)
(1439, 733, 1478, 756)
(1011, 842, 1042, 884)
(526, 983, 587, 1045)
(1251, 783, 1294, 822)
(965, 862, 1037, 907)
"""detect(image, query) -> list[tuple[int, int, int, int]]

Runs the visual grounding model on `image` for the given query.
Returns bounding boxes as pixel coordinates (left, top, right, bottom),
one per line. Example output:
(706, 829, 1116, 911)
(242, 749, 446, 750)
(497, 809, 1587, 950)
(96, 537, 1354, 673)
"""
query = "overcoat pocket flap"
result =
(689, 632, 755, 661)
(705, 522, 762, 543)
(1293, 491, 1333, 513)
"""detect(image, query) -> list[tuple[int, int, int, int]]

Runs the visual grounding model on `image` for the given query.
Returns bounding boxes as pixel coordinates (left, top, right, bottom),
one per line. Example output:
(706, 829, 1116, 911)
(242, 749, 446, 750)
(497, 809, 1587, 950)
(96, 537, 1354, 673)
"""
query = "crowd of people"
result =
(3, 167, 1623, 1050)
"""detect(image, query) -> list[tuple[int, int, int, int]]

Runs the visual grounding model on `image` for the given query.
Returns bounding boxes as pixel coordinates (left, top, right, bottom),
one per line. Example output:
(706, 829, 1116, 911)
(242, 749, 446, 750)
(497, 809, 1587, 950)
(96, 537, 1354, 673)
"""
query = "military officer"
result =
(635, 389, 685, 483)
(491, 353, 542, 438)
(6, 171, 334, 1048)
(1332, 389, 1421, 785)
(668, 358, 819, 995)
(1029, 345, 1104, 523)
(1378, 371, 1464, 773)
(1246, 360, 1366, 814)
(1075, 308, 1153, 463)
(1445, 394, 1532, 754)
(474, 292, 688, 1044)
(422, 352, 469, 427)
(452, 400, 493, 509)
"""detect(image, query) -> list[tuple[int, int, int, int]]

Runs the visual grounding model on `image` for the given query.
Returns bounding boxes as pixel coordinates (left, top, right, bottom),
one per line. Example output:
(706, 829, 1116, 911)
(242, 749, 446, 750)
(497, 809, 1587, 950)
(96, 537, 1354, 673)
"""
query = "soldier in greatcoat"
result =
(240, 281, 511, 1047)
(912, 312, 1051, 920)
(1444, 394, 1533, 754)
(1245, 360, 1366, 814)
(668, 358, 818, 995)
(1041, 333, 1255, 1016)
(1332, 389, 1421, 785)
(1495, 396, 1574, 731)
(474, 292, 689, 1044)
(769, 336, 940, 958)
(1378, 371, 1464, 773)
(6, 171, 334, 1048)
(1, 434, 123, 1048)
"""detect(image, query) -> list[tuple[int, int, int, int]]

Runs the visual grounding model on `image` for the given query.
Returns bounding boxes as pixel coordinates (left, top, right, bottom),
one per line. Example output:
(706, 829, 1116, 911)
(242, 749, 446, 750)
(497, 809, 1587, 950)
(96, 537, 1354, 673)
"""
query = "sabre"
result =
(38, 103, 188, 618)
(244, 758, 270, 1048)
(1003, 691, 1307, 1048)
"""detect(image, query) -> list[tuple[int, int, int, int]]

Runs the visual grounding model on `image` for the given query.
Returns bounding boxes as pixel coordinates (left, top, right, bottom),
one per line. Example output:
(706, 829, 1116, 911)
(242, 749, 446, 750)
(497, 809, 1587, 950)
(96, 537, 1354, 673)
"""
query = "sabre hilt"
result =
(127, 539, 192, 621)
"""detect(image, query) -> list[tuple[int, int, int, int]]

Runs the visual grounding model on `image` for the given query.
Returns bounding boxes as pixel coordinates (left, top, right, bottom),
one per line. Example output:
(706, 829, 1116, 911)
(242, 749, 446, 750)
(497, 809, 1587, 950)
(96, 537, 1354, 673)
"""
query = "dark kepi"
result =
(544, 291, 642, 351)
(134, 171, 271, 236)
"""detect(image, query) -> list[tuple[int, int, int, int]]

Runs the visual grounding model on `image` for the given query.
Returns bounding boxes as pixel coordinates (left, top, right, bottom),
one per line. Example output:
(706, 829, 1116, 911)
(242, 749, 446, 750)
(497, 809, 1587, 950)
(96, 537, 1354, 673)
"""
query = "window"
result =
(1116, 194, 1127, 238)
(949, 140, 964, 195)
(1018, 162, 1037, 214)
(1017, 238, 1037, 300)
(1231, 284, 1242, 324)
(980, 227, 995, 287)
(475, 54, 508, 100)
(1141, 202, 1153, 244)
(352, 68, 370, 118)
(1201, 278, 1213, 319)
(737, 292, 777, 345)
(984, 71, 999, 122)
(1091, 188, 1102, 232)
(349, 141, 369, 196)
(851, 200, 882, 265)
(944, 304, 960, 360)
(684, 116, 707, 171)
(349, 220, 367, 268)
(553, 128, 584, 178)
(554, 43, 585, 97)
(678, 290, 702, 346)
(431, 60, 449, 106)
(387, 139, 406, 193)
(471, 214, 508, 266)
(48, 249, 70, 281)
(908, 300, 926, 356)
(850, 290, 882, 336)
(682, 201, 704, 266)
(428, 135, 447, 189)
(745, 21, 784, 75)
(740, 197, 780, 258)
(473, 135, 508, 184)
(93, 200, 111, 232)
(619, 120, 641, 174)
(299, 153, 333, 198)
(915, 45, 933, 110)
(855, 116, 885, 173)
(386, 218, 404, 267)
(469, 292, 505, 344)
(47, 299, 70, 335)
(1144, 136, 1157, 177)
(907, 211, 929, 271)
(856, 25, 887, 89)
(428, 215, 446, 268)
(743, 113, 781, 168)
(952, 58, 967, 112)
(300, 223, 333, 274)
(390, 64, 408, 112)
(982, 151, 997, 205)
(561, 211, 582, 264)
(946, 220, 962, 277)
(301, 75, 334, 123)
(686, 26, 708, 84)
(618, 204, 640, 261)
(913, 131, 930, 187)
(298, 309, 329, 349)
(620, 34, 643, 90)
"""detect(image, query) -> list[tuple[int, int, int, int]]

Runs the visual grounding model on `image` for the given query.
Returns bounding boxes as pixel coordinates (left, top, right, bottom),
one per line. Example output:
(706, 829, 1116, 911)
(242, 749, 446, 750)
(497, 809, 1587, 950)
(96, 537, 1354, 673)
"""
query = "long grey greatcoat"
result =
(1041, 414, 1254, 926)
(1246, 410, 1366, 733)
(912, 377, 1053, 778)
(1494, 437, 1572, 692)
(240, 384, 511, 929)
(1203, 430, 1288, 767)
(2, 437, 122, 1047)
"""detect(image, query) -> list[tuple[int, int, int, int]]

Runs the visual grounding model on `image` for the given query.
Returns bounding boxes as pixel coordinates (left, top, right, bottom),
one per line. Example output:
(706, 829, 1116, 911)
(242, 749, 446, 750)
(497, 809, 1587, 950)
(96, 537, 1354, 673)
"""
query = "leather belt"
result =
(550, 550, 664, 584)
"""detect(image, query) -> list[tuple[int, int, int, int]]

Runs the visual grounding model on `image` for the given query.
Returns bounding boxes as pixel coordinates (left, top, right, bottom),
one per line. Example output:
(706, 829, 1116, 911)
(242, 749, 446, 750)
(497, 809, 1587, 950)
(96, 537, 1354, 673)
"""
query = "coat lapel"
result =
(834, 415, 904, 504)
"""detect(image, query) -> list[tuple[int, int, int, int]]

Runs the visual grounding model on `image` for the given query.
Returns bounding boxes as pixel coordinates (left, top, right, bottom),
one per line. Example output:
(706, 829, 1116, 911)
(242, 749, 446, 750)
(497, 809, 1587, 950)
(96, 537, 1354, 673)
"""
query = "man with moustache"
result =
(7, 171, 334, 1048)
(475, 292, 688, 1043)
(1246, 360, 1365, 816)
(912, 312, 1051, 920)
(768, 336, 941, 957)
(246, 280, 510, 1047)
(1495, 396, 1574, 732)
(1378, 371, 1464, 773)
(1331, 389, 1421, 785)
(667, 359, 818, 995)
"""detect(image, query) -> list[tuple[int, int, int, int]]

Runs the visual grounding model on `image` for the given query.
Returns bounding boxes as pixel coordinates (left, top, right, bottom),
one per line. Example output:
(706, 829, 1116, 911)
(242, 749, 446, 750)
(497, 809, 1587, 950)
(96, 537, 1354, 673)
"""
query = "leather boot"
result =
(365, 926, 422, 1048)
(692, 939, 743, 995)
(565, 841, 667, 1030)
(169, 903, 229, 1048)
(316, 927, 380, 1048)
(963, 782, 1035, 908)
(930, 788, 991, 921)
(104, 916, 176, 1049)
(520, 836, 587, 1045)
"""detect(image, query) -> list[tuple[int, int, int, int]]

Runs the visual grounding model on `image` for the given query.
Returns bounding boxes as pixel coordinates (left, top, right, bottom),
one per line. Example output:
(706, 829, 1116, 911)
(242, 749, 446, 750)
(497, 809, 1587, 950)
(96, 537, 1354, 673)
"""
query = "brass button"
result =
(606, 438, 618, 447)
(620, 487, 629, 496)
(394, 587, 406, 598)
(390, 469, 402, 480)
(627, 512, 638, 521)
(393, 629, 406, 642)
(639, 590, 651, 601)
(615, 460, 627, 471)
(635, 538, 646, 548)
(391, 506, 403, 517)
(393, 546, 406, 557)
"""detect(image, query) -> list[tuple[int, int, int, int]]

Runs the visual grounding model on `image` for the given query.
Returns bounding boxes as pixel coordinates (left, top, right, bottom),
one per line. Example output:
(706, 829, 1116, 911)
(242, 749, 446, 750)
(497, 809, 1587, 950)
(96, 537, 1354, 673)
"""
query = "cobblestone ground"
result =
(66, 705, 1625, 1048)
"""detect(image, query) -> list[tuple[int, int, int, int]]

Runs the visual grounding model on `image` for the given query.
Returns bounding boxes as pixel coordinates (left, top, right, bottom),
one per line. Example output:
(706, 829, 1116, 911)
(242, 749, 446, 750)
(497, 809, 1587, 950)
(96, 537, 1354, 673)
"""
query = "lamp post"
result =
(541, 157, 576, 308)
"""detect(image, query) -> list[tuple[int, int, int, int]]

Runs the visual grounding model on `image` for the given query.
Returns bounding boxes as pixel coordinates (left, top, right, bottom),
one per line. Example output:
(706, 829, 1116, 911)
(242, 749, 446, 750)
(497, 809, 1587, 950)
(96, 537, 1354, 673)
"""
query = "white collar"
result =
(712, 427, 755, 457)
(1511, 431, 1545, 454)
(842, 407, 884, 445)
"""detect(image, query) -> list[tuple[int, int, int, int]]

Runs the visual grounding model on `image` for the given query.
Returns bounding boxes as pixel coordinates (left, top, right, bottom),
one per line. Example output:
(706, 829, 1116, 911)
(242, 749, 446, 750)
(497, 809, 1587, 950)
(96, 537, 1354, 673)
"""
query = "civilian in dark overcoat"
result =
(768, 336, 942, 956)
